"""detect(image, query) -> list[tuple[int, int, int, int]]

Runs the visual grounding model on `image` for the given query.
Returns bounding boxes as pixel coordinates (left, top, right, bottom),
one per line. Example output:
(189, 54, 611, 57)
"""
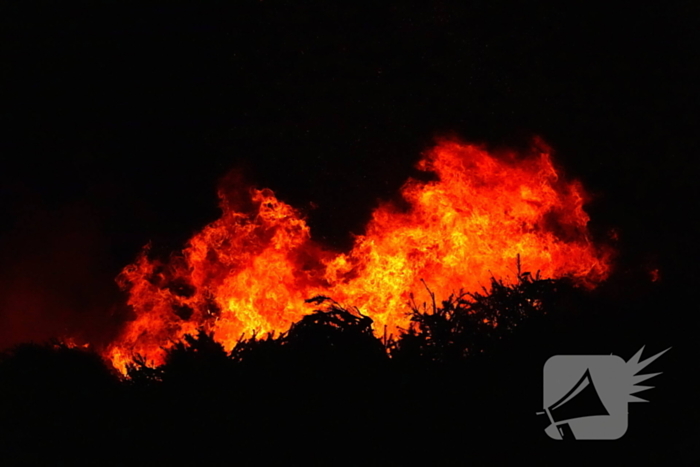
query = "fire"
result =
(650, 269, 660, 282)
(107, 137, 612, 372)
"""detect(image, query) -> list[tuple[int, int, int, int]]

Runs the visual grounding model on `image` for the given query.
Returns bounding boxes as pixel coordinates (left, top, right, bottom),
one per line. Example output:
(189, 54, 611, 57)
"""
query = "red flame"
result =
(649, 268, 660, 282)
(106, 138, 612, 372)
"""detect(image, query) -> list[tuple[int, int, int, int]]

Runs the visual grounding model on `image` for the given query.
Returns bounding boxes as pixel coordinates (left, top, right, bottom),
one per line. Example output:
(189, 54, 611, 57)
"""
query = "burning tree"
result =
(389, 265, 574, 365)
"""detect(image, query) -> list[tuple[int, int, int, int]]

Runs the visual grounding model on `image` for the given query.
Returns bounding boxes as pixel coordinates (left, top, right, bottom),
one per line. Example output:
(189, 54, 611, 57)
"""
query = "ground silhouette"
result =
(0, 270, 694, 466)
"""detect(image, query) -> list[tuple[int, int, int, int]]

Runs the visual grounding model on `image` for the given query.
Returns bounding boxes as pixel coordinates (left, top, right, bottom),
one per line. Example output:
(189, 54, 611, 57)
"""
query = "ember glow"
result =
(107, 138, 612, 372)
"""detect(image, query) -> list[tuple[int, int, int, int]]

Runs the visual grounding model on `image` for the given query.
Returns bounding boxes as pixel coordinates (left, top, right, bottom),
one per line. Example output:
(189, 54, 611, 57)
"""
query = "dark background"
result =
(0, 1, 699, 463)
(0, 0, 698, 411)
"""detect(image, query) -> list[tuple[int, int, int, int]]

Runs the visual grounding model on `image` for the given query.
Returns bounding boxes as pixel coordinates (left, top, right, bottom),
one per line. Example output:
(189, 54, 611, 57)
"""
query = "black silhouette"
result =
(0, 264, 688, 466)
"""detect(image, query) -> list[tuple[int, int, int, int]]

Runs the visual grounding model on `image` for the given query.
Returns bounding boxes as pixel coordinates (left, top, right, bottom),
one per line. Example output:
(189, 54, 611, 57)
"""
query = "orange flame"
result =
(107, 138, 612, 372)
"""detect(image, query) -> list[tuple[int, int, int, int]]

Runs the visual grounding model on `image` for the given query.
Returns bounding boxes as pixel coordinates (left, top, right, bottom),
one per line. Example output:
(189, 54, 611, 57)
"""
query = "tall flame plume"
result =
(107, 138, 612, 372)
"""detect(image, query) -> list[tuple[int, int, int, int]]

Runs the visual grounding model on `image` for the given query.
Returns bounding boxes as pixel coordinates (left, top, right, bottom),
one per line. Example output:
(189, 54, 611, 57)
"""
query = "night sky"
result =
(1, 2, 698, 349)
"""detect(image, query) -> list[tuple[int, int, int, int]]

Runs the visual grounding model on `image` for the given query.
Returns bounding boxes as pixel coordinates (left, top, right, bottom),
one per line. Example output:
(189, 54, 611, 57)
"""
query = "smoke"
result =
(0, 199, 121, 351)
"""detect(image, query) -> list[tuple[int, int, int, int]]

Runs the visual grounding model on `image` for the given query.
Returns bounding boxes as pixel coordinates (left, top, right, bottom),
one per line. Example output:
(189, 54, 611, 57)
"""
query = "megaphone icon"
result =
(539, 368, 609, 440)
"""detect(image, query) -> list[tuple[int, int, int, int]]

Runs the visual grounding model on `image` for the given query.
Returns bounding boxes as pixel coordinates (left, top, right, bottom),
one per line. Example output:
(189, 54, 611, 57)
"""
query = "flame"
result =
(649, 268, 660, 282)
(60, 337, 90, 350)
(106, 138, 612, 372)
